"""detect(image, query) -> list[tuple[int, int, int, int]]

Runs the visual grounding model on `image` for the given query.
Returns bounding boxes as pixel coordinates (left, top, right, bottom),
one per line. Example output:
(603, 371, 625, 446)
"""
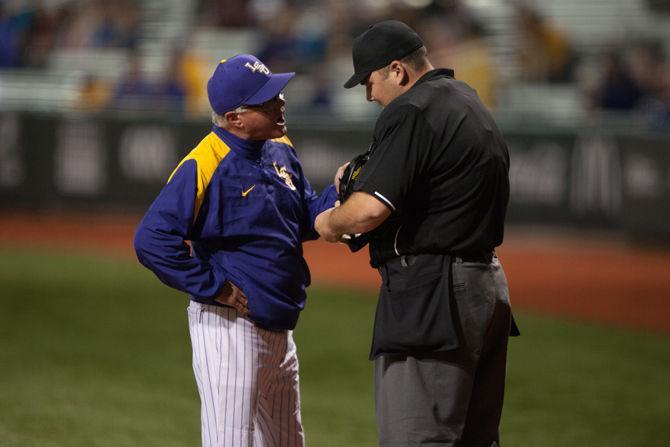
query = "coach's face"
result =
(363, 62, 405, 107)
(236, 93, 287, 140)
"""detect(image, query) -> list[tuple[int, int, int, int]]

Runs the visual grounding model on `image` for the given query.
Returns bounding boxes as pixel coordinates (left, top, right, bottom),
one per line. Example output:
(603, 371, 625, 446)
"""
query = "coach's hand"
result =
(216, 280, 249, 317)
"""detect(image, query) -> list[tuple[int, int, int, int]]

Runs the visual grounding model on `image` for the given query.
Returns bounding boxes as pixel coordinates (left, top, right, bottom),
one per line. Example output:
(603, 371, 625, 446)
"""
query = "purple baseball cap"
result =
(207, 54, 295, 114)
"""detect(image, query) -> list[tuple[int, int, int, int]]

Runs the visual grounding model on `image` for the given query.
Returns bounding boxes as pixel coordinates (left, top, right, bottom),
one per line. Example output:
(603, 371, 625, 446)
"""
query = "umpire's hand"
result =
(315, 207, 343, 243)
(215, 280, 249, 317)
(334, 162, 350, 194)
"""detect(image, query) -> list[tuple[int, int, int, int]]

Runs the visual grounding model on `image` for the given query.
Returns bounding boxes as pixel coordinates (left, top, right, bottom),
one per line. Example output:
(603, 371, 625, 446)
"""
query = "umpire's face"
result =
(232, 93, 287, 140)
(363, 61, 406, 107)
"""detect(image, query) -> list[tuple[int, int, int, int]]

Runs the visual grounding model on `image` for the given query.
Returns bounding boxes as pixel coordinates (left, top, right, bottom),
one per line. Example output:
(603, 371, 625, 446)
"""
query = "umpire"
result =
(315, 21, 518, 447)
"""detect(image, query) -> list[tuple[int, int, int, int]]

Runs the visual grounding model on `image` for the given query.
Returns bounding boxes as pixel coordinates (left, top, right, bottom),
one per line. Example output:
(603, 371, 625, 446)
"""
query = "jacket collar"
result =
(212, 125, 265, 160)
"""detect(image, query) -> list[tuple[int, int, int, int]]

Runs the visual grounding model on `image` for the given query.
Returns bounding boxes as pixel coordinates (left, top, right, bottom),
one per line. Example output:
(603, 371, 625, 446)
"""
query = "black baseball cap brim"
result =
(344, 71, 370, 89)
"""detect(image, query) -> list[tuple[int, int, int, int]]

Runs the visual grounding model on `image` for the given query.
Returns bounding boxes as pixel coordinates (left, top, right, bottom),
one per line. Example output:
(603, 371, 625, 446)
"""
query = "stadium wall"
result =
(1, 111, 669, 240)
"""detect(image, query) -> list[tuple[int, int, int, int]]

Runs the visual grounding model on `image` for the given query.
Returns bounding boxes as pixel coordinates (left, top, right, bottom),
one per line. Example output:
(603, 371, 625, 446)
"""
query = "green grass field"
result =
(1, 248, 669, 447)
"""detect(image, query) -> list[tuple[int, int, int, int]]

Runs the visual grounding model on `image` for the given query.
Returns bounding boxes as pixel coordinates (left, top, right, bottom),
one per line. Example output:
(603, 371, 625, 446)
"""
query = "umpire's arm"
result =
(315, 191, 391, 242)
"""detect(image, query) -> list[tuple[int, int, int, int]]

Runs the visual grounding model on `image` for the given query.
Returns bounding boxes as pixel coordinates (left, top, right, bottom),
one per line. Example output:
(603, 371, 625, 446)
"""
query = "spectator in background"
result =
(156, 48, 188, 114)
(293, 5, 329, 67)
(418, 0, 477, 30)
(424, 16, 498, 109)
(62, 0, 139, 49)
(76, 74, 112, 110)
(113, 49, 201, 114)
(91, 0, 140, 49)
(196, 0, 256, 27)
(256, 4, 330, 72)
(0, 0, 142, 68)
(255, 4, 333, 112)
(304, 65, 334, 112)
(589, 50, 643, 111)
(256, 7, 301, 73)
(0, 3, 22, 67)
(168, 44, 208, 115)
(514, 1, 575, 83)
(643, 69, 670, 130)
(112, 53, 156, 110)
(631, 39, 668, 100)
(630, 40, 670, 129)
(60, 1, 99, 48)
(21, 3, 68, 67)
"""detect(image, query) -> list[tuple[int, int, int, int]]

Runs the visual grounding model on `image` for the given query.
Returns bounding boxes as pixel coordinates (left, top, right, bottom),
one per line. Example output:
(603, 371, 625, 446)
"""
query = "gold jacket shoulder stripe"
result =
(168, 132, 231, 221)
(272, 135, 293, 147)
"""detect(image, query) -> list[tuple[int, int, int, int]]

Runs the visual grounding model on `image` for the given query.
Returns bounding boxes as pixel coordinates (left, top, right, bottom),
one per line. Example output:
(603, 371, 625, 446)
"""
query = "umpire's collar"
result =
(413, 68, 455, 88)
(212, 125, 264, 160)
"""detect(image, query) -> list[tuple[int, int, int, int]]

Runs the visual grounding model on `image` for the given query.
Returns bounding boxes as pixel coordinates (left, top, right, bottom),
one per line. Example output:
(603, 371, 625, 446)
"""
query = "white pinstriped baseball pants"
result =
(187, 301, 304, 447)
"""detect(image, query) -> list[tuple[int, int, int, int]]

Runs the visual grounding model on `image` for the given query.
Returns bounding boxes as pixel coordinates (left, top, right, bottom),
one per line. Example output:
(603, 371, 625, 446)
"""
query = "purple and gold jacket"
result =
(134, 125, 336, 330)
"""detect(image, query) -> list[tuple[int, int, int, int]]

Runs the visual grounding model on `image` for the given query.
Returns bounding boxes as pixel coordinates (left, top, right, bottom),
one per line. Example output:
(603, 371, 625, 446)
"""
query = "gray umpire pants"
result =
(374, 256, 511, 447)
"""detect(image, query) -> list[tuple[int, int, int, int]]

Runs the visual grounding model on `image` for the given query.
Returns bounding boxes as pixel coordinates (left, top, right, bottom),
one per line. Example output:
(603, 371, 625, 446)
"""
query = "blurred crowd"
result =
(0, 0, 140, 67)
(0, 0, 669, 127)
(584, 39, 670, 129)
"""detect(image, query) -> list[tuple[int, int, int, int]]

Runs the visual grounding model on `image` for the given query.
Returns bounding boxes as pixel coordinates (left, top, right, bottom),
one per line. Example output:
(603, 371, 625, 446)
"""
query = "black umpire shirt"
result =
(353, 68, 510, 267)
(353, 68, 512, 357)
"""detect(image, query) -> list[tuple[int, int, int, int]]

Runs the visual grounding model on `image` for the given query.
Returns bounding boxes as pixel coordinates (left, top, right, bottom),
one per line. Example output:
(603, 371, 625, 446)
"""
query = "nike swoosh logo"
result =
(241, 185, 255, 197)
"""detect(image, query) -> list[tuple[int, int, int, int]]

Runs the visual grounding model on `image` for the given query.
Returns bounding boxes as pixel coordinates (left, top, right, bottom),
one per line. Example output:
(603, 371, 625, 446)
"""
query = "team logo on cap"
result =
(244, 61, 270, 76)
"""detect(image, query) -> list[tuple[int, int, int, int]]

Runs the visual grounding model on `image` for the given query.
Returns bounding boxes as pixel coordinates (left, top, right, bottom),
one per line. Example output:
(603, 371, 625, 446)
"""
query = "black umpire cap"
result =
(343, 20, 424, 89)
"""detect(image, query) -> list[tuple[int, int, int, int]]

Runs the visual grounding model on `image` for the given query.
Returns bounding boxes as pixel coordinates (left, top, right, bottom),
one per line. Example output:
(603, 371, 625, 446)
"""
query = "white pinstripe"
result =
(188, 301, 304, 447)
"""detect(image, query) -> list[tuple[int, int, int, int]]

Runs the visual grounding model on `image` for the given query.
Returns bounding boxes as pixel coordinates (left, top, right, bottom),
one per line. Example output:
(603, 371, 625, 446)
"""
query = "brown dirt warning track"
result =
(1, 212, 669, 333)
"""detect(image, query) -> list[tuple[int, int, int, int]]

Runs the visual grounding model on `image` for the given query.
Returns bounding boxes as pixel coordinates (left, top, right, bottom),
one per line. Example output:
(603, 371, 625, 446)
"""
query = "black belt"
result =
(452, 250, 494, 264)
(388, 251, 494, 268)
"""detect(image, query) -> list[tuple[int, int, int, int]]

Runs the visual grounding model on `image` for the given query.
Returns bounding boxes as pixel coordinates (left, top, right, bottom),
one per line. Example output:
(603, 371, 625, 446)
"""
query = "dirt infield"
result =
(2, 212, 669, 333)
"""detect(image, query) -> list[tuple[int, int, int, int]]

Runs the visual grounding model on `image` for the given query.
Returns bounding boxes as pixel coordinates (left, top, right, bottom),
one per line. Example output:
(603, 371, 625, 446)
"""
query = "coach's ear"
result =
(224, 111, 244, 130)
